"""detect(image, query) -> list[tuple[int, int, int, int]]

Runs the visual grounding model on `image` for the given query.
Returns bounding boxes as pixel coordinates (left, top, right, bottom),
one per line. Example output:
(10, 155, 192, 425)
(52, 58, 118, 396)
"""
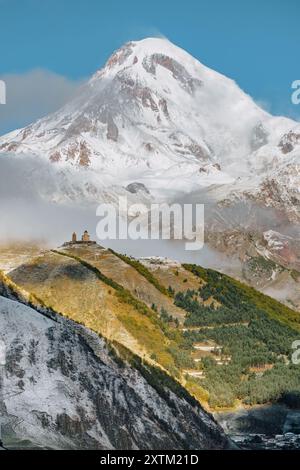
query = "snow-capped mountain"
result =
(0, 37, 299, 218)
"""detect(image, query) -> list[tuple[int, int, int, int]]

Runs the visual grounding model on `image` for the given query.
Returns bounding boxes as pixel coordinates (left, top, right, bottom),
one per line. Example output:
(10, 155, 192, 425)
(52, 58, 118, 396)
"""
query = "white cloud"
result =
(0, 154, 96, 245)
(0, 69, 84, 135)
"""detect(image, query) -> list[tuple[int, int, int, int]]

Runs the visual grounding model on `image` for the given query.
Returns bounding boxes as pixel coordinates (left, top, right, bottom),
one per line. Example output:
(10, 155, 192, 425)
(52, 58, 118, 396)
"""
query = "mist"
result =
(0, 153, 297, 275)
(0, 153, 239, 273)
(0, 70, 83, 136)
(0, 155, 99, 246)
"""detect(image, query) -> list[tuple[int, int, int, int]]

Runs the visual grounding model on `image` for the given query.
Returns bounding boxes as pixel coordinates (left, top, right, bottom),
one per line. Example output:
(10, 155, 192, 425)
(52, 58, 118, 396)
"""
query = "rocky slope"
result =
(0, 295, 230, 450)
(205, 226, 300, 311)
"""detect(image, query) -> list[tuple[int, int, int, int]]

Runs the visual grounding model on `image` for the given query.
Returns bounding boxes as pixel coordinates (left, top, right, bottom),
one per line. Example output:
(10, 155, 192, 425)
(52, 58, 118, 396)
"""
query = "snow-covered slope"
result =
(0, 295, 230, 450)
(0, 37, 298, 215)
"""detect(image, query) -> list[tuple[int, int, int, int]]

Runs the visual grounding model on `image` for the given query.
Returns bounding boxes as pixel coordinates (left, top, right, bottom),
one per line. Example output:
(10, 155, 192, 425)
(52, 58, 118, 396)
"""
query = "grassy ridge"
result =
(109, 249, 173, 298)
(24, 251, 298, 410)
(178, 264, 300, 408)
(0, 269, 60, 321)
(52, 249, 152, 317)
(52, 250, 192, 377)
(1, 266, 209, 419)
(183, 264, 300, 332)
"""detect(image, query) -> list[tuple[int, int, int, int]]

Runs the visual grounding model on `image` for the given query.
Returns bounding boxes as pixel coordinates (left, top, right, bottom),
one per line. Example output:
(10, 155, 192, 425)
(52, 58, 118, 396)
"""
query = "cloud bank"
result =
(0, 69, 84, 135)
(0, 155, 97, 245)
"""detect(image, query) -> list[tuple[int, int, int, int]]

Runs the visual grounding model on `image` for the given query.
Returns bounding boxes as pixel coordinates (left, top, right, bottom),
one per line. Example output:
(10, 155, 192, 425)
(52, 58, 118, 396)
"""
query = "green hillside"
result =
(2, 245, 299, 410)
(176, 264, 300, 407)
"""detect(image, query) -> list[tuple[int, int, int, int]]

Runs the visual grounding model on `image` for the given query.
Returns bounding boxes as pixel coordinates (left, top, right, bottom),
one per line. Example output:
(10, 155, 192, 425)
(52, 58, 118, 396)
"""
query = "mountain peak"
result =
(0, 38, 298, 216)
(105, 37, 195, 65)
(92, 36, 206, 89)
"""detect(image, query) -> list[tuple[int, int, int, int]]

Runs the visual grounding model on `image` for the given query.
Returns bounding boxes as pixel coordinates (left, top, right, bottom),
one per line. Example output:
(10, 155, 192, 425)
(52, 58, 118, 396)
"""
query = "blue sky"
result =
(0, 0, 300, 133)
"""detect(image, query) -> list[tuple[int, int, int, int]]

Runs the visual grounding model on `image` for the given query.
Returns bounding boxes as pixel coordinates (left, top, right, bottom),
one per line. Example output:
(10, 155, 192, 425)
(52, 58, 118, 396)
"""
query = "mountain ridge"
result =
(0, 295, 230, 449)
(0, 38, 298, 213)
(1, 242, 299, 414)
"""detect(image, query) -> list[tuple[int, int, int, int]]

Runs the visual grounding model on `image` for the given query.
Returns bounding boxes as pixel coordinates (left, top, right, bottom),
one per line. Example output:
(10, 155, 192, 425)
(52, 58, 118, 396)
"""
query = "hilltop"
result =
(1, 242, 299, 413)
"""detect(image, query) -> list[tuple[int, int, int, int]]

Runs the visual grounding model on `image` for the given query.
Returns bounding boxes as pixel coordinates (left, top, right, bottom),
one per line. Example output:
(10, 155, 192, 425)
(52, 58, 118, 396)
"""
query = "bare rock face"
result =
(142, 53, 202, 94)
(254, 168, 300, 224)
(49, 140, 92, 167)
(126, 182, 150, 195)
(105, 42, 135, 70)
(250, 123, 269, 151)
(0, 295, 230, 450)
(279, 131, 300, 154)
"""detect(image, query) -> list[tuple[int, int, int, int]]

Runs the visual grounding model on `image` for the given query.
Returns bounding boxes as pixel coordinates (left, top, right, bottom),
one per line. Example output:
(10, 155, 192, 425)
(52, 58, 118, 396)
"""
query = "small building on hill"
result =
(63, 231, 96, 246)
(82, 230, 90, 242)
